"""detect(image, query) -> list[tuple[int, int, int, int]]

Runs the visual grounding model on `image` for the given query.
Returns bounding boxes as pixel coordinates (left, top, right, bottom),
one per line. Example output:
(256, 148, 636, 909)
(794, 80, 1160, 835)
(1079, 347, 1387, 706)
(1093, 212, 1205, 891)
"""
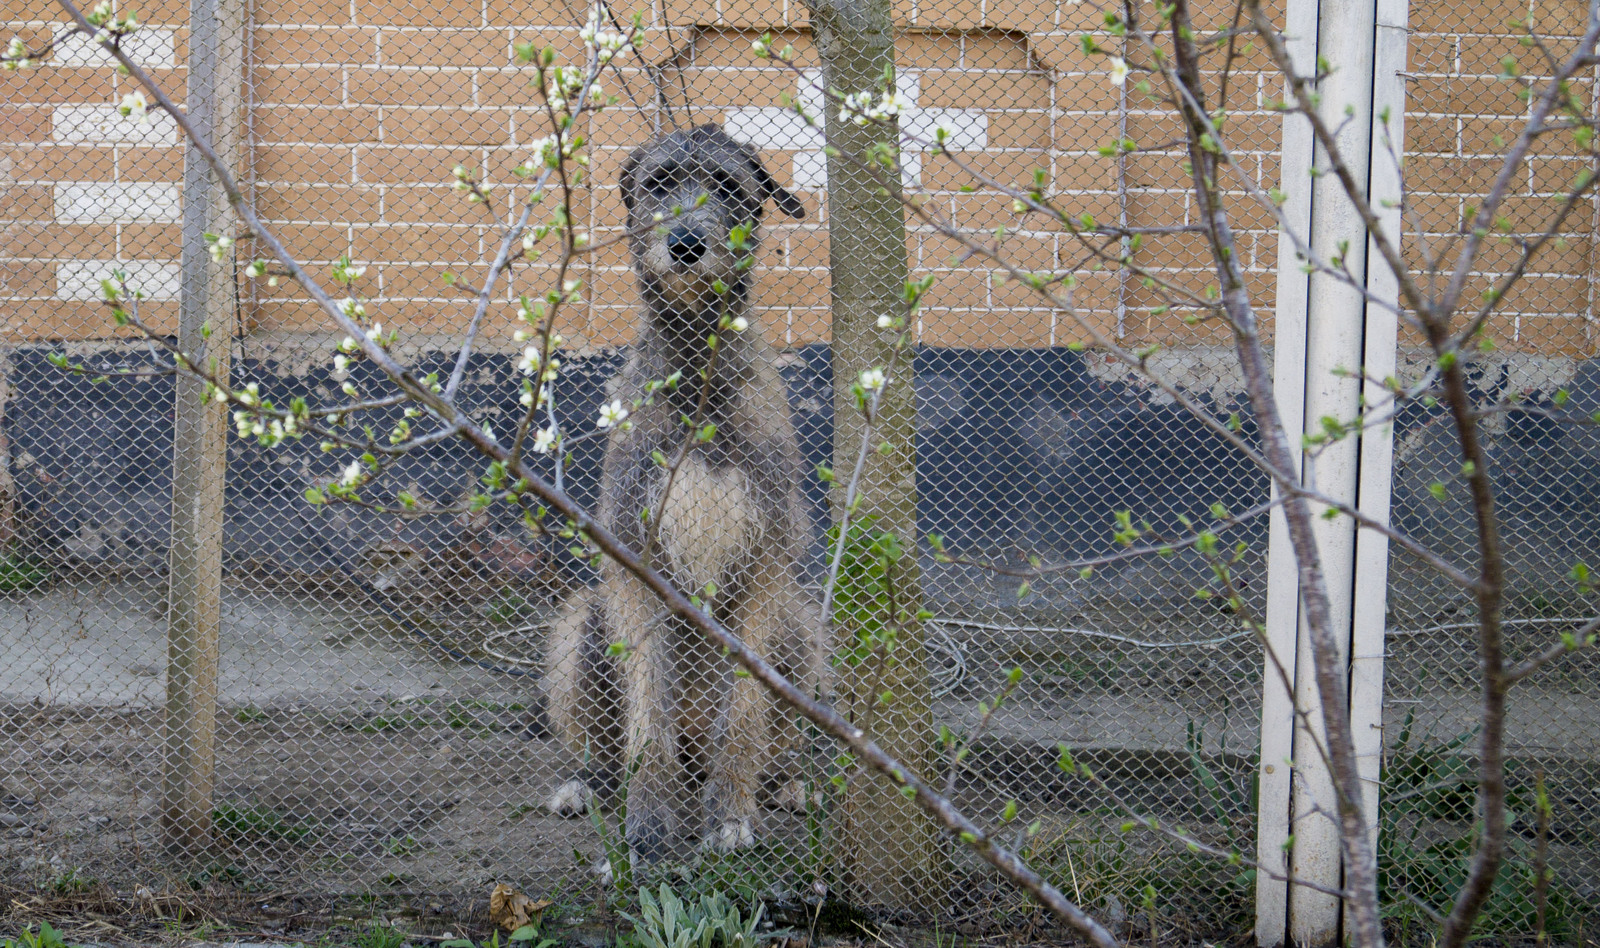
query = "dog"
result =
(543, 124, 819, 862)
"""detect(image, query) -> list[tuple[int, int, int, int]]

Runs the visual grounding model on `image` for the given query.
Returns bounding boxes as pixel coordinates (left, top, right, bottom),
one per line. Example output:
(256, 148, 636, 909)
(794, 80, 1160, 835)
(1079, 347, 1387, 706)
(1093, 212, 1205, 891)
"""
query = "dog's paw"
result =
(703, 817, 755, 853)
(546, 779, 593, 817)
(592, 854, 617, 887)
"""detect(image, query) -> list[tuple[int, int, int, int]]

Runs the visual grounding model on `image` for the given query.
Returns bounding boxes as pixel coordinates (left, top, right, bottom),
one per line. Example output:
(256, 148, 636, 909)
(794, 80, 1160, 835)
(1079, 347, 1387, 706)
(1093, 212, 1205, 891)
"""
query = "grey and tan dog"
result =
(544, 124, 819, 862)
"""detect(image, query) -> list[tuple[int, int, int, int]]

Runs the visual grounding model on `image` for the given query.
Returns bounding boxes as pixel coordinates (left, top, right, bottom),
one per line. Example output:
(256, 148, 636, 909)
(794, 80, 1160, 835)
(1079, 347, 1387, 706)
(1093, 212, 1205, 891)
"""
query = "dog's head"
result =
(621, 124, 805, 312)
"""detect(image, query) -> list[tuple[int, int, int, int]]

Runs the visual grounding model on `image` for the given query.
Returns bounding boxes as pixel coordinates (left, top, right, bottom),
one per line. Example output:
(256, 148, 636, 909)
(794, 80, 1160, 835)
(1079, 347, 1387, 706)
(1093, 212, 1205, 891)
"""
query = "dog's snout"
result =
(667, 227, 707, 265)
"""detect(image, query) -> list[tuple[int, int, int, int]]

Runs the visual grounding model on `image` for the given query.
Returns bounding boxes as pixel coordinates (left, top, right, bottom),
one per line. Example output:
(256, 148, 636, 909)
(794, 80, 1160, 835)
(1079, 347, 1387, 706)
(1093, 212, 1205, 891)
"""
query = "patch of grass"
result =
(1378, 711, 1583, 943)
(482, 588, 545, 626)
(0, 554, 50, 594)
(354, 921, 408, 948)
(212, 803, 308, 844)
(2, 923, 78, 948)
(184, 862, 254, 891)
(1384, 711, 1480, 822)
(233, 705, 268, 724)
(45, 866, 97, 895)
(1024, 721, 1259, 936)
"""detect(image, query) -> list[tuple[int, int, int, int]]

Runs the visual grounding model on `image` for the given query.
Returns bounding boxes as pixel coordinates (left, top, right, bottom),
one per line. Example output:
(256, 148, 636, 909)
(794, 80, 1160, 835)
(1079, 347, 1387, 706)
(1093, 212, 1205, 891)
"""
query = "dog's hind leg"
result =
(608, 572, 679, 863)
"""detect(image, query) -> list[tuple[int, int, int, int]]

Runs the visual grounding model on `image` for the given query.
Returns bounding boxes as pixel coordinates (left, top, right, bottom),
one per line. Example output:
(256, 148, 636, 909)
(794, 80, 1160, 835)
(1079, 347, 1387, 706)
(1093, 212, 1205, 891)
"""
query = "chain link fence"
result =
(0, 0, 1596, 942)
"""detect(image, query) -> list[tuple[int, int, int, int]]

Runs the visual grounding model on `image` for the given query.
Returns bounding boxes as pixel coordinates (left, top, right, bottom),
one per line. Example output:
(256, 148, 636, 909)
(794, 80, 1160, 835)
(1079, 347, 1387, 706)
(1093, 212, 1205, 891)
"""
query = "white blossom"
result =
(859, 367, 886, 393)
(876, 314, 895, 329)
(340, 461, 364, 487)
(545, 65, 604, 111)
(1109, 57, 1129, 87)
(839, 87, 911, 127)
(3, 36, 34, 70)
(579, 2, 632, 64)
(532, 426, 557, 454)
(729, 316, 749, 332)
(117, 91, 150, 123)
(596, 399, 629, 429)
(517, 345, 544, 375)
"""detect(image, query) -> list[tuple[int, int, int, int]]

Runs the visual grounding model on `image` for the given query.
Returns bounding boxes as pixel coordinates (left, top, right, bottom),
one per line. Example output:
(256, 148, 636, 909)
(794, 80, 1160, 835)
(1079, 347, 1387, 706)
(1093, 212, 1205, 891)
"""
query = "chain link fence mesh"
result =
(0, 0, 1595, 942)
(1379, 0, 1600, 938)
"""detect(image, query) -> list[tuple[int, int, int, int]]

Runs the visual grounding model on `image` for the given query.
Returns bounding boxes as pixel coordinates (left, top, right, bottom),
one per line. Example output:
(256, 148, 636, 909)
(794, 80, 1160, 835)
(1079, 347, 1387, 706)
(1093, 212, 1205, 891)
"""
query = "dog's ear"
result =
(619, 147, 640, 212)
(742, 143, 806, 220)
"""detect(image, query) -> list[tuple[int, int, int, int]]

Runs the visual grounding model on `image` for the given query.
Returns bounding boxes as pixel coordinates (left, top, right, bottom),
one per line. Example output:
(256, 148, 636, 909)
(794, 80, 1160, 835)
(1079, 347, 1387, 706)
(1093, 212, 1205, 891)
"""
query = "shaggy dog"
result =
(544, 124, 819, 862)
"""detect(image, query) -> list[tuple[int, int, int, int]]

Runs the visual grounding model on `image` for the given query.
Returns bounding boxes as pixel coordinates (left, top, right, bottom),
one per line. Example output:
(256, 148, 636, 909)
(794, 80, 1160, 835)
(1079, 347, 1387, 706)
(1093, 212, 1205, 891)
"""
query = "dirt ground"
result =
(2, 579, 1598, 942)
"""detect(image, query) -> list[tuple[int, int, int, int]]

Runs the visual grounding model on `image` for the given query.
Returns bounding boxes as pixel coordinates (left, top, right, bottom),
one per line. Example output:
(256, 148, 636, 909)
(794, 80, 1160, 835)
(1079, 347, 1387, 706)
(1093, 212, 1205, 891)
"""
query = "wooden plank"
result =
(1254, 0, 1318, 935)
(161, 0, 246, 862)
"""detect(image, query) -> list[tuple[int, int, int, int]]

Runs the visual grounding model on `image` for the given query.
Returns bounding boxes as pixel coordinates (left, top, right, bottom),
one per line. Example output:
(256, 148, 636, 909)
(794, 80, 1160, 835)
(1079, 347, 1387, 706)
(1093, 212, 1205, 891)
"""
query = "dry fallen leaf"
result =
(489, 882, 552, 932)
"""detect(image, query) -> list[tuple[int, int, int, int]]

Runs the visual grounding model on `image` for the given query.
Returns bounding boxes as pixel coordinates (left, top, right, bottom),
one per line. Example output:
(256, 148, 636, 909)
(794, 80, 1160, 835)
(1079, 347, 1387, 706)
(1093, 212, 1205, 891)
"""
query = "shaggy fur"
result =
(544, 124, 818, 862)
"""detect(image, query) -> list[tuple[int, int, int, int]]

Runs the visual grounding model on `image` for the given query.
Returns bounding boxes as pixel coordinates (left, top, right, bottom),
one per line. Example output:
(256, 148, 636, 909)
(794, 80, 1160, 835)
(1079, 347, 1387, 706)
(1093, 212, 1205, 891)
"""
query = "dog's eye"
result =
(642, 170, 673, 196)
(707, 171, 747, 211)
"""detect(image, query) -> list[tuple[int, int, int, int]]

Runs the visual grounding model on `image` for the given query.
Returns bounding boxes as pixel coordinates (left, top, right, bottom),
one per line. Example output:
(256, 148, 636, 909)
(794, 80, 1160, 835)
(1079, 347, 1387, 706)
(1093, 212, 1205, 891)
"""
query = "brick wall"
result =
(1, 0, 1595, 355)
(1403, 0, 1597, 355)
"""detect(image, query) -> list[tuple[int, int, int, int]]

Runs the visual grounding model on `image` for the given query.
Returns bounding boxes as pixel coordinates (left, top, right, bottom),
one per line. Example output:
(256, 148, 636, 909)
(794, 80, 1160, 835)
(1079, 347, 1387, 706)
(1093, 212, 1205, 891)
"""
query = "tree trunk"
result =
(804, 0, 939, 909)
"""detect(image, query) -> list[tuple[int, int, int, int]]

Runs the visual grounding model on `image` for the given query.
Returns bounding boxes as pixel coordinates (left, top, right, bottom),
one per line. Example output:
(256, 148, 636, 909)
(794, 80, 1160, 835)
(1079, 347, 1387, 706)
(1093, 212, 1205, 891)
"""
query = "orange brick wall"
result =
(2, 0, 1595, 356)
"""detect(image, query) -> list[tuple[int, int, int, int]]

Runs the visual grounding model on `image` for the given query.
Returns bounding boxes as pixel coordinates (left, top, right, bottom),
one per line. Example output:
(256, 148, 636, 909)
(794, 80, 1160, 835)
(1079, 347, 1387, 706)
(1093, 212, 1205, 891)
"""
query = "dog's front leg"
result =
(608, 573, 678, 863)
(702, 561, 791, 852)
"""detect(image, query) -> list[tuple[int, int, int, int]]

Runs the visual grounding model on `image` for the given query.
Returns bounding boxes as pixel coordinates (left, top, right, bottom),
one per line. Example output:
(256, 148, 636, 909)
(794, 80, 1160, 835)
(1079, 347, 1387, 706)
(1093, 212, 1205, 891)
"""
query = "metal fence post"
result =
(162, 0, 246, 861)
(1256, 0, 1400, 941)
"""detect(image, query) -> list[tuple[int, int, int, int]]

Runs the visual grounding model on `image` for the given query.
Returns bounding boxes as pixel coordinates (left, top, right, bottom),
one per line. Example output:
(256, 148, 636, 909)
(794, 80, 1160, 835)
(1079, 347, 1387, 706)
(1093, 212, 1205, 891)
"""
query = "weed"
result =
(1383, 711, 1480, 822)
(233, 705, 268, 724)
(2, 923, 75, 948)
(483, 588, 544, 625)
(45, 866, 97, 894)
(212, 803, 308, 843)
(440, 927, 556, 948)
(184, 862, 252, 890)
(585, 748, 641, 898)
(621, 883, 766, 948)
(0, 553, 51, 594)
(354, 920, 408, 948)
(382, 835, 419, 857)
(1378, 711, 1582, 942)
(1025, 721, 1258, 936)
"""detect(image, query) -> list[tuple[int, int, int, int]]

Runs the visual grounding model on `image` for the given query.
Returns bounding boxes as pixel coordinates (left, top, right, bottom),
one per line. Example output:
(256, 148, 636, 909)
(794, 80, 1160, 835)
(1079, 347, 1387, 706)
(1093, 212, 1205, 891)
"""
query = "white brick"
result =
(55, 260, 181, 301)
(792, 150, 827, 189)
(905, 110, 988, 150)
(723, 107, 821, 151)
(52, 105, 178, 145)
(55, 183, 182, 223)
(53, 28, 175, 67)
